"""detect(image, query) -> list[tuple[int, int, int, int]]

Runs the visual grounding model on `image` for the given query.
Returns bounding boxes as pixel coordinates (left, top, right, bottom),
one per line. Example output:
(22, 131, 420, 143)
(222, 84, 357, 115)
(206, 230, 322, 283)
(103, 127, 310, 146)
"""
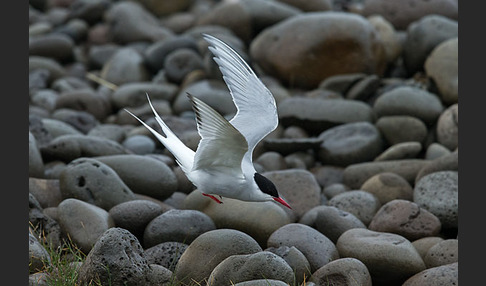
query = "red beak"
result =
(273, 197, 292, 209)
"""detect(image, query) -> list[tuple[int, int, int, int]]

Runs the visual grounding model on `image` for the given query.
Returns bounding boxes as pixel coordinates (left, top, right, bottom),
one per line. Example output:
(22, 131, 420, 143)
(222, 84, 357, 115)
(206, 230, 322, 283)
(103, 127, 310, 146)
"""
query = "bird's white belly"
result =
(188, 170, 257, 201)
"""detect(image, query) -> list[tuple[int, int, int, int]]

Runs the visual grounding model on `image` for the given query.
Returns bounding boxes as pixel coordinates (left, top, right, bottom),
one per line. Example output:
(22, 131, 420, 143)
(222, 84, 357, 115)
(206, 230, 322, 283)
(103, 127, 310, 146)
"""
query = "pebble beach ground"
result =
(29, 0, 458, 285)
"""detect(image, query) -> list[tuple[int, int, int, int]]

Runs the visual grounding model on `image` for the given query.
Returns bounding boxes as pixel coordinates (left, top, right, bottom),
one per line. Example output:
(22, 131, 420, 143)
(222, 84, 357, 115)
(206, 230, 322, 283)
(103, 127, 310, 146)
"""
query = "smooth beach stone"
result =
(250, 12, 386, 89)
(77, 228, 153, 285)
(415, 151, 458, 183)
(67, 0, 111, 24)
(425, 143, 451, 160)
(108, 200, 163, 239)
(104, 1, 173, 44)
(29, 193, 62, 249)
(254, 151, 288, 172)
(373, 86, 444, 125)
(29, 131, 45, 178)
(374, 142, 422, 161)
(183, 190, 291, 246)
(423, 239, 458, 268)
(29, 177, 62, 208)
(208, 251, 294, 285)
(360, 172, 413, 204)
(29, 56, 66, 82)
(144, 35, 199, 72)
(436, 104, 458, 151)
(414, 171, 458, 229)
(29, 114, 54, 148)
(310, 165, 344, 188)
(403, 15, 458, 75)
(111, 81, 178, 109)
(57, 198, 115, 253)
(278, 97, 374, 135)
(174, 229, 262, 284)
(318, 122, 383, 167)
(375, 115, 428, 145)
(54, 89, 111, 121)
(144, 242, 188, 271)
(328, 190, 381, 226)
(276, 0, 332, 12)
(29, 232, 51, 273)
(95, 154, 178, 201)
(29, 33, 74, 62)
(318, 73, 366, 94)
(425, 38, 458, 105)
(144, 209, 216, 248)
(51, 109, 99, 134)
(343, 159, 428, 189)
(100, 47, 151, 86)
(322, 183, 349, 199)
(402, 262, 458, 286)
(164, 48, 204, 84)
(369, 200, 441, 240)
(367, 15, 401, 63)
(87, 124, 128, 142)
(41, 118, 83, 138)
(31, 89, 59, 111)
(265, 246, 311, 284)
(233, 280, 290, 286)
(412, 237, 444, 260)
(337, 228, 426, 285)
(117, 99, 173, 126)
(310, 258, 372, 286)
(267, 223, 339, 272)
(122, 135, 156, 155)
(315, 206, 367, 243)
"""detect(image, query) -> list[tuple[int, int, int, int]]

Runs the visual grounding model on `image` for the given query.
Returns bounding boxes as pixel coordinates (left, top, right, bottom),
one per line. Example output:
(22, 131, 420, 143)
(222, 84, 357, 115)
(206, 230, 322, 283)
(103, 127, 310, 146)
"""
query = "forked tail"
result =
(125, 94, 195, 174)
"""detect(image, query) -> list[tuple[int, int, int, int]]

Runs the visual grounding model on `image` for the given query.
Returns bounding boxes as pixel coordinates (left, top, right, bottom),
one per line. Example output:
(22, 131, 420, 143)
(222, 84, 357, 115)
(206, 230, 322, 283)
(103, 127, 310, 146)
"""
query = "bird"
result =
(125, 34, 291, 209)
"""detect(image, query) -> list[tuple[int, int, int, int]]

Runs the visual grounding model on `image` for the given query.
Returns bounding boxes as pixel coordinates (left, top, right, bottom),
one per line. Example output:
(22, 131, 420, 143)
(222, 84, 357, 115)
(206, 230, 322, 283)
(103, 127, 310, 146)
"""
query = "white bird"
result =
(125, 34, 291, 209)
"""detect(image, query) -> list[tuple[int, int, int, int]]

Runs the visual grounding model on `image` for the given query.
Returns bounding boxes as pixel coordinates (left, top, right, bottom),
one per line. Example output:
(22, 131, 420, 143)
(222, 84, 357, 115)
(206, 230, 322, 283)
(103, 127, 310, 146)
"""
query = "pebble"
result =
(402, 262, 458, 286)
(87, 44, 119, 69)
(342, 159, 428, 189)
(117, 99, 173, 126)
(183, 190, 291, 246)
(267, 223, 339, 272)
(425, 38, 458, 104)
(373, 86, 444, 125)
(263, 169, 321, 219)
(87, 123, 128, 142)
(77, 227, 155, 285)
(250, 12, 386, 89)
(144, 209, 216, 248)
(310, 257, 372, 286)
(174, 229, 262, 284)
(29, 193, 62, 249)
(403, 15, 458, 74)
(164, 48, 204, 84)
(359, 0, 458, 30)
(100, 47, 151, 86)
(122, 135, 156, 154)
(55, 89, 111, 121)
(111, 82, 178, 109)
(254, 151, 288, 171)
(265, 246, 311, 284)
(310, 165, 345, 188)
(57, 198, 115, 253)
(59, 158, 135, 210)
(50, 108, 99, 134)
(374, 141, 422, 161)
(144, 241, 188, 271)
(369, 199, 441, 240)
(318, 121, 383, 166)
(411, 236, 444, 260)
(208, 251, 295, 285)
(95, 154, 178, 201)
(322, 183, 349, 199)
(315, 206, 367, 242)
(318, 73, 366, 94)
(29, 232, 50, 273)
(31, 89, 59, 112)
(277, 96, 374, 135)
(144, 35, 199, 72)
(233, 280, 290, 286)
(29, 178, 62, 208)
(414, 171, 458, 229)
(360, 172, 413, 204)
(134, 0, 193, 17)
(29, 33, 74, 62)
(29, 56, 66, 82)
(67, 0, 111, 25)
(108, 200, 163, 240)
(29, 131, 45, 178)
(436, 104, 458, 150)
(367, 15, 401, 63)
(336, 228, 426, 284)
(415, 151, 458, 183)
(328, 190, 381, 226)
(423, 239, 458, 268)
(104, 1, 173, 44)
(425, 143, 451, 160)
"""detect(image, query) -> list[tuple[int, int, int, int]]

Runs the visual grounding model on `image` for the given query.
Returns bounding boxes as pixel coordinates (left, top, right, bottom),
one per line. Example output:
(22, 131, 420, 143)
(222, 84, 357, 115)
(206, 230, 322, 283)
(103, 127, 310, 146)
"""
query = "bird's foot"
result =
(202, 193, 223, 204)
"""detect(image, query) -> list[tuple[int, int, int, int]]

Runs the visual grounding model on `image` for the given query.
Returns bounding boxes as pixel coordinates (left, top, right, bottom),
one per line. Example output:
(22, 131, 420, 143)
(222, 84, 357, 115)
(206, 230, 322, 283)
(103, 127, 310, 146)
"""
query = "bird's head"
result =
(254, 173, 292, 209)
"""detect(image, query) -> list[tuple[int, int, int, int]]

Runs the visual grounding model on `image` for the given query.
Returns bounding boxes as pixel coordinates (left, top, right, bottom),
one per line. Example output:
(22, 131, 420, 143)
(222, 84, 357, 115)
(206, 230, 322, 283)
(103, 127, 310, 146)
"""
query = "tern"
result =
(125, 34, 291, 209)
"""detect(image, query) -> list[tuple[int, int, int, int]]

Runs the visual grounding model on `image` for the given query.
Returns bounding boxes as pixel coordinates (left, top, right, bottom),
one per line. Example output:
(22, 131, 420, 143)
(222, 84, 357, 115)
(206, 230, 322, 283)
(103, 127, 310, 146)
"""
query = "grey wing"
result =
(203, 34, 278, 159)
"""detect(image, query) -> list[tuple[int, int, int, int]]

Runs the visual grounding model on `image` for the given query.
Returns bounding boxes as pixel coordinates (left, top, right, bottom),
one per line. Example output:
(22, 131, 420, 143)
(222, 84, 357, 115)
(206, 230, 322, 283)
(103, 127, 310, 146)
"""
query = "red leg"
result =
(202, 193, 223, 204)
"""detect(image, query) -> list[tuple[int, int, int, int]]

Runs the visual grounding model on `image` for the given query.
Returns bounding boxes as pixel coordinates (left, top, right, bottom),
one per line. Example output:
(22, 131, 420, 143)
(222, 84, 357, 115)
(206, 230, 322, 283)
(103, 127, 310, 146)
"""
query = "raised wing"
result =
(188, 93, 248, 177)
(203, 34, 278, 162)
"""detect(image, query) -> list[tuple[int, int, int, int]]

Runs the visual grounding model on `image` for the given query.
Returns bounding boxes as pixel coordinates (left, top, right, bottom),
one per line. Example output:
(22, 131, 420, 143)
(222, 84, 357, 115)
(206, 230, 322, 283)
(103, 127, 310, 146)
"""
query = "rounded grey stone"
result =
(328, 190, 381, 226)
(100, 47, 150, 85)
(144, 209, 215, 247)
(402, 262, 458, 286)
(108, 200, 163, 239)
(411, 237, 444, 260)
(29, 232, 50, 273)
(376, 115, 428, 145)
(310, 258, 372, 286)
(318, 121, 383, 166)
(59, 158, 135, 210)
(436, 104, 458, 151)
(144, 35, 199, 72)
(360, 172, 413, 204)
(265, 246, 311, 284)
(315, 206, 367, 243)
(267, 223, 339, 272)
(164, 48, 204, 83)
(414, 171, 458, 229)
(40, 118, 83, 138)
(336, 228, 426, 285)
(122, 135, 156, 155)
(51, 109, 99, 134)
(208, 251, 294, 285)
(111, 82, 178, 109)
(29, 131, 45, 178)
(423, 239, 458, 268)
(57, 198, 115, 253)
(374, 142, 422, 161)
(144, 242, 188, 272)
(174, 229, 262, 284)
(415, 151, 458, 183)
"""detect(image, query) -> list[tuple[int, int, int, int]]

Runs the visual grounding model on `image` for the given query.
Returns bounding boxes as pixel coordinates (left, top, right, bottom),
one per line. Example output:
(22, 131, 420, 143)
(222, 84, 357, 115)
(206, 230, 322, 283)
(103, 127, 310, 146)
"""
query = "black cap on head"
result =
(254, 173, 279, 198)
